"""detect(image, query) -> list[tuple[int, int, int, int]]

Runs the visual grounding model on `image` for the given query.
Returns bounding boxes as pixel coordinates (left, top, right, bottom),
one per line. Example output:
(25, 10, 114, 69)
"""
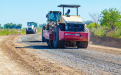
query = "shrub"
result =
(91, 26, 108, 37)
(87, 23, 100, 29)
(106, 27, 121, 38)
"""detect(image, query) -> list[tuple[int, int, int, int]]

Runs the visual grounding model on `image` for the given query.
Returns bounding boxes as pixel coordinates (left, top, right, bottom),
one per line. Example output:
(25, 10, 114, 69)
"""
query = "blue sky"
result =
(0, 0, 121, 28)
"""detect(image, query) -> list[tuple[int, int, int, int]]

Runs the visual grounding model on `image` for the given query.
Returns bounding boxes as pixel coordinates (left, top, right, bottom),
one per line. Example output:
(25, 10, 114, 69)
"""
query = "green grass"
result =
(91, 26, 108, 37)
(0, 27, 42, 36)
(21, 29, 26, 34)
(90, 26, 121, 38)
(36, 27, 42, 33)
(0, 29, 26, 36)
(106, 27, 121, 38)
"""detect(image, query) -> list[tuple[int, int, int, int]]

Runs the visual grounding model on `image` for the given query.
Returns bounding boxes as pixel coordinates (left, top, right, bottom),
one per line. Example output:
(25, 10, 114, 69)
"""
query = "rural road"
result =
(0, 33, 121, 75)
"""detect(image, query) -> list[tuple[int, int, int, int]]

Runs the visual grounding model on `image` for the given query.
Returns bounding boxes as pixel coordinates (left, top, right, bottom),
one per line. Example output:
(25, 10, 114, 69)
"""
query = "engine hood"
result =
(60, 15, 83, 23)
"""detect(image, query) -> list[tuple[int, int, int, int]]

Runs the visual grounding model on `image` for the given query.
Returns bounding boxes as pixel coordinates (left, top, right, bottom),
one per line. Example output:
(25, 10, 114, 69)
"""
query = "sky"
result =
(0, 0, 121, 28)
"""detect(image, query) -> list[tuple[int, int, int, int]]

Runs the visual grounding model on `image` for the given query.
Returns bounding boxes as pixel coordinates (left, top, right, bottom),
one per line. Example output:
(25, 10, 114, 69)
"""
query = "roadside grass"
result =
(0, 29, 26, 36)
(91, 26, 108, 37)
(0, 27, 42, 36)
(36, 27, 42, 33)
(21, 29, 26, 34)
(89, 26, 121, 38)
(106, 27, 121, 38)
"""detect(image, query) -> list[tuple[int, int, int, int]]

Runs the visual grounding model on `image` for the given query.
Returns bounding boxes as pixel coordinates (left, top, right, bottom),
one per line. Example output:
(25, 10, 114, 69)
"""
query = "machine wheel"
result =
(35, 29, 37, 33)
(34, 29, 36, 34)
(53, 26, 65, 48)
(33, 28, 36, 34)
(26, 29, 28, 34)
(76, 41, 88, 48)
(47, 40, 53, 46)
(34, 28, 37, 34)
(42, 27, 45, 42)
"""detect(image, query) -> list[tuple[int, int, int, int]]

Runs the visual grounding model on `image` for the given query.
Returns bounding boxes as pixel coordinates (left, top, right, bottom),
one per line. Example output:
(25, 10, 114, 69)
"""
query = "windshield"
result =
(27, 23, 34, 26)
(49, 13, 61, 22)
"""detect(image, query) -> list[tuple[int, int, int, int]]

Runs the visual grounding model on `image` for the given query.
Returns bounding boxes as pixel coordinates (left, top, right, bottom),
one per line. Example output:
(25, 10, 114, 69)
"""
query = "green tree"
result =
(100, 8, 121, 29)
(4, 23, 11, 29)
(84, 20, 93, 25)
(11, 24, 17, 29)
(9, 23, 13, 29)
(39, 23, 46, 27)
(34, 22, 38, 27)
(89, 13, 100, 28)
(4, 23, 14, 29)
(16, 24, 22, 29)
(87, 23, 100, 29)
(0, 24, 2, 29)
(0, 27, 4, 29)
(39, 24, 42, 27)
(4, 23, 22, 29)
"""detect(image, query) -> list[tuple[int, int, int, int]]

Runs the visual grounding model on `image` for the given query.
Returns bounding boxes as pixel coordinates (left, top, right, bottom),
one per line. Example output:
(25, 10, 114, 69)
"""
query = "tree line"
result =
(39, 23, 46, 27)
(0, 22, 44, 29)
(0, 23, 22, 29)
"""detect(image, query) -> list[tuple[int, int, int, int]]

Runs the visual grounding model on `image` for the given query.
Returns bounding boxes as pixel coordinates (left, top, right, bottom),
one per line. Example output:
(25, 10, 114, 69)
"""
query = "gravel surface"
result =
(20, 33, 121, 75)
(0, 36, 33, 75)
(0, 34, 82, 75)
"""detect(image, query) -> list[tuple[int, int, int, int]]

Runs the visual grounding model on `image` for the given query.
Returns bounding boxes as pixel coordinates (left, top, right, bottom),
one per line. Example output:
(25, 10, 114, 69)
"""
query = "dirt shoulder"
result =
(0, 36, 32, 75)
(0, 35, 85, 75)
(89, 31, 121, 48)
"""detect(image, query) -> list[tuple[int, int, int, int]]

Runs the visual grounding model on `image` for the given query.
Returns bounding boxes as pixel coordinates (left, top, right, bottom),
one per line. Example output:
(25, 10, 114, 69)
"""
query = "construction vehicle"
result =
(42, 4, 89, 48)
(26, 22, 37, 34)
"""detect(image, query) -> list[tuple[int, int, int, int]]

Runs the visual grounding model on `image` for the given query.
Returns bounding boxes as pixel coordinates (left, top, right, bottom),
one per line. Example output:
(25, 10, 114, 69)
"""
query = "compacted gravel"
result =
(21, 33, 121, 75)
(1, 34, 82, 75)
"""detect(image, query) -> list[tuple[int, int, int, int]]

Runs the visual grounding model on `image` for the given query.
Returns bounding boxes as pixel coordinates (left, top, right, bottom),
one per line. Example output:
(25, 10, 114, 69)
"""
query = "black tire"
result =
(32, 28, 36, 34)
(35, 29, 37, 34)
(76, 41, 88, 48)
(33, 30, 35, 34)
(53, 26, 65, 48)
(47, 40, 50, 46)
(42, 27, 45, 42)
(47, 40, 53, 46)
(33, 29, 35, 34)
(26, 29, 28, 34)
(33, 28, 36, 34)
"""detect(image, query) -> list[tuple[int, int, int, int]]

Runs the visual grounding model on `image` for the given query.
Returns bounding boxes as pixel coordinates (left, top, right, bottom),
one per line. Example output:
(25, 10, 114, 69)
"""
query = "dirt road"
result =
(0, 33, 121, 75)
(0, 36, 32, 75)
(0, 34, 84, 75)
